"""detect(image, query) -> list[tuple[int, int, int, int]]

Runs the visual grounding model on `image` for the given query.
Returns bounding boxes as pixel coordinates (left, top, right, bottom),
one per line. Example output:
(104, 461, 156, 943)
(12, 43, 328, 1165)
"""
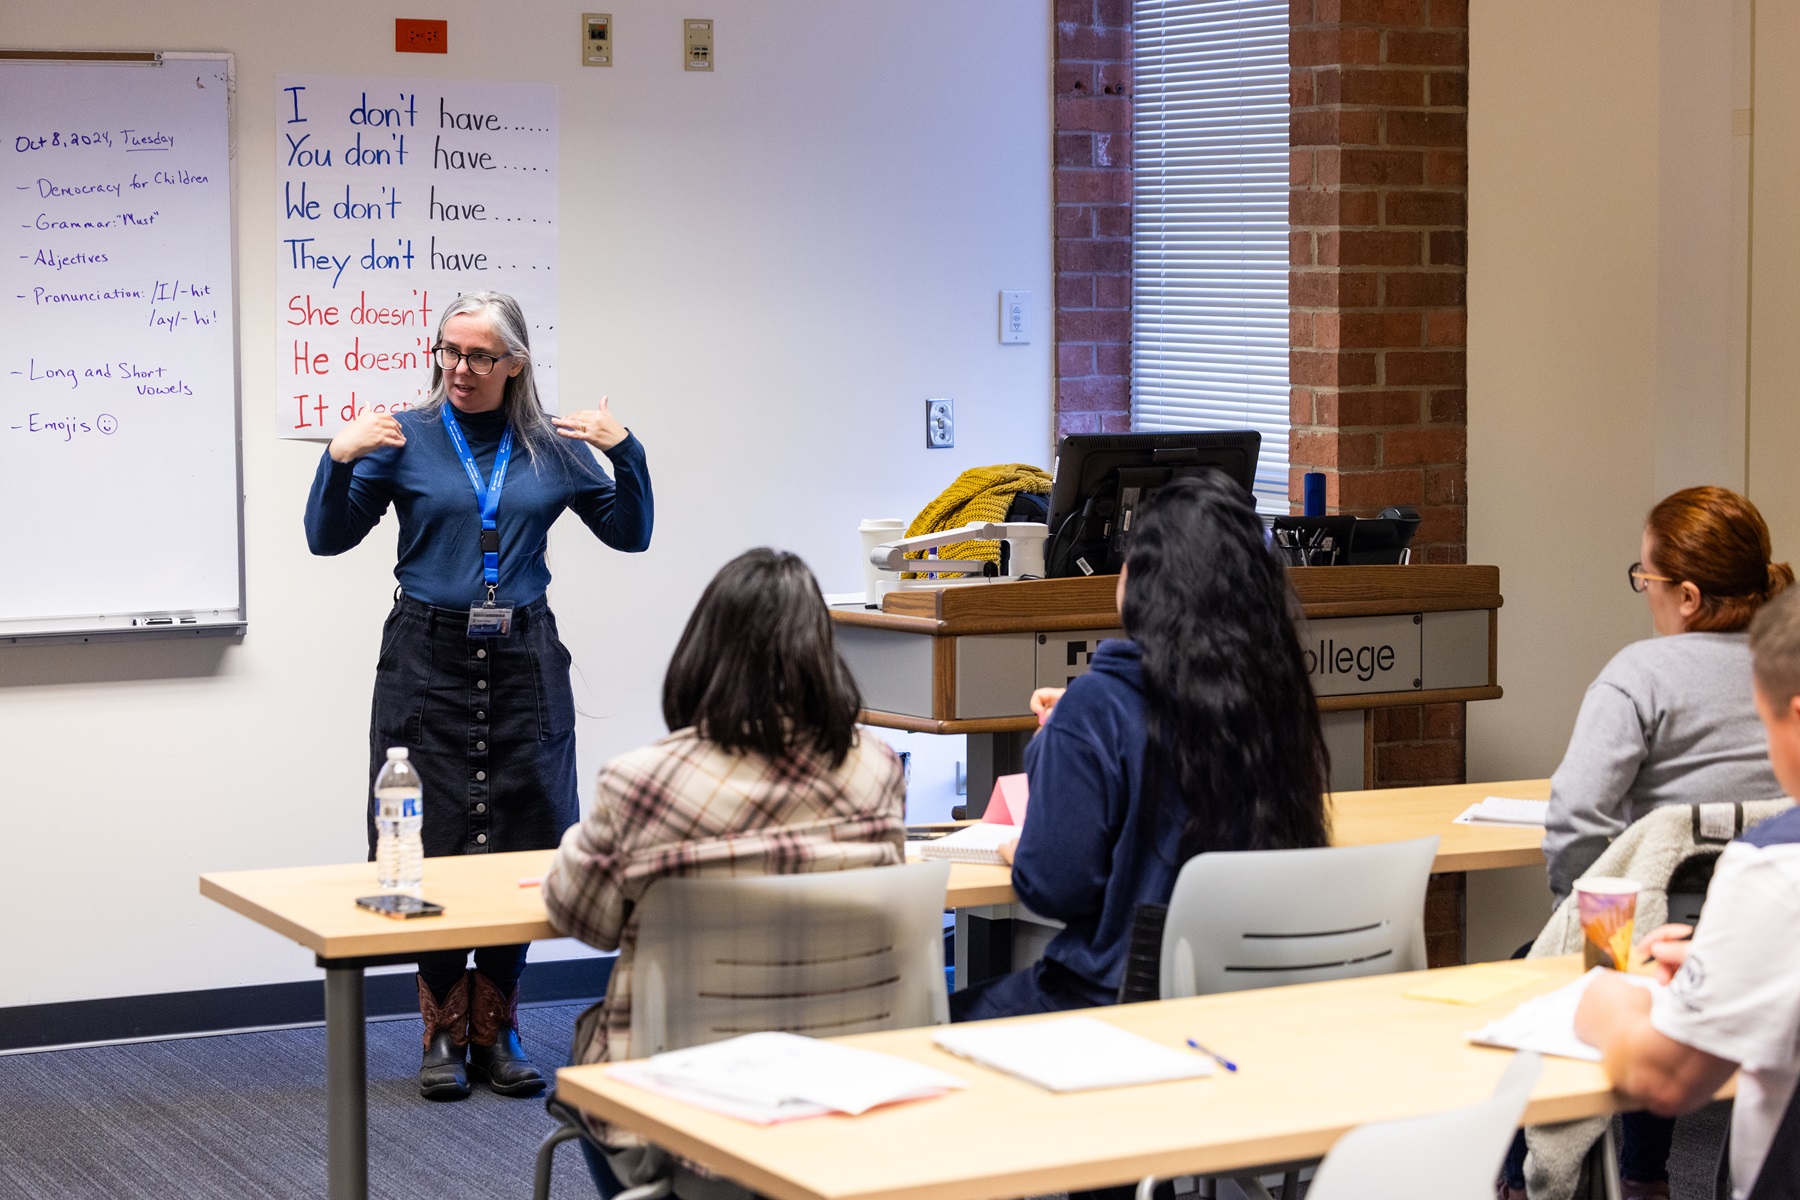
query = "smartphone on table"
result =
(355, 894, 446, 919)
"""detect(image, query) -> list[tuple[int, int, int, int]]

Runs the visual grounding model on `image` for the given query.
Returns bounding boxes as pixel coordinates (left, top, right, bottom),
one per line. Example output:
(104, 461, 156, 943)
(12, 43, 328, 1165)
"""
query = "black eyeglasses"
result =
(432, 344, 511, 375)
(1628, 561, 1674, 593)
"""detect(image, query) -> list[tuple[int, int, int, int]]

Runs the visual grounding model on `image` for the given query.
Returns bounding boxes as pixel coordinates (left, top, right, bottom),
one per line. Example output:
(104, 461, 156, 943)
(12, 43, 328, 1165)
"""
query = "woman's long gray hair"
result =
(420, 291, 560, 462)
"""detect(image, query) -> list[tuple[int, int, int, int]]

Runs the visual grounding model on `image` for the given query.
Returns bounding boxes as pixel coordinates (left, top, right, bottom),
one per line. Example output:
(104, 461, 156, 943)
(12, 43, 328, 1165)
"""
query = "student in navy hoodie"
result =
(950, 472, 1331, 1023)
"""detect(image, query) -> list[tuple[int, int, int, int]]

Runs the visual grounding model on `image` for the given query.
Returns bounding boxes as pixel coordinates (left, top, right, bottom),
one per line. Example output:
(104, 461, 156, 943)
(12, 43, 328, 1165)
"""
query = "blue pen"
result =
(1186, 1038, 1238, 1073)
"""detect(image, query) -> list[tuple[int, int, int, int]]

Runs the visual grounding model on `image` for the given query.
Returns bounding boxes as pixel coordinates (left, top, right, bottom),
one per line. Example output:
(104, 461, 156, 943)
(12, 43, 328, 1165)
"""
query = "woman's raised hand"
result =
(552, 395, 628, 451)
(328, 411, 406, 464)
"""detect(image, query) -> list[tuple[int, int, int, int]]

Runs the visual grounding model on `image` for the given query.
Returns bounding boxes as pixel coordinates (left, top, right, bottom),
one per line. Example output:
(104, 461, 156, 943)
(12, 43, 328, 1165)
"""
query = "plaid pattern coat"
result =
(543, 727, 907, 1104)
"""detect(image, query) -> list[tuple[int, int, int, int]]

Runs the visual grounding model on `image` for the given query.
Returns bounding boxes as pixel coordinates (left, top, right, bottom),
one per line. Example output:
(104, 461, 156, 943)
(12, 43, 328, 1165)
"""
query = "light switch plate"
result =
(927, 398, 954, 449)
(684, 19, 714, 71)
(1000, 290, 1030, 344)
(582, 13, 613, 66)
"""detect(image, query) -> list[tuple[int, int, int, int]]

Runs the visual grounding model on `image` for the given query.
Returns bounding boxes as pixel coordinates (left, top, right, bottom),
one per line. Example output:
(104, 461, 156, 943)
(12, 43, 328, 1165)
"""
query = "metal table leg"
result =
(325, 965, 368, 1200)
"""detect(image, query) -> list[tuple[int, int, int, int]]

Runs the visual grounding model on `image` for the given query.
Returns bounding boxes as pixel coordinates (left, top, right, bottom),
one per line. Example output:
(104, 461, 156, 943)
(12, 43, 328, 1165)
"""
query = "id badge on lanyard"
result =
(441, 404, 515, 638)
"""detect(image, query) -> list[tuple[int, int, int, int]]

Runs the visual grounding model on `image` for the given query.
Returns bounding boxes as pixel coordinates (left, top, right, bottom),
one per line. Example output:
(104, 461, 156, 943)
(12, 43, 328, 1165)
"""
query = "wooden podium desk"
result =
(832, 565, 1503, 813)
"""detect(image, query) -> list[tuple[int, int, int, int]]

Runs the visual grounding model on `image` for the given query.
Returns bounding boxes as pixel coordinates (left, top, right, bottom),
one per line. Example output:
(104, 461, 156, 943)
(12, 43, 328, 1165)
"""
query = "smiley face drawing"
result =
(96, 414, 118, 434)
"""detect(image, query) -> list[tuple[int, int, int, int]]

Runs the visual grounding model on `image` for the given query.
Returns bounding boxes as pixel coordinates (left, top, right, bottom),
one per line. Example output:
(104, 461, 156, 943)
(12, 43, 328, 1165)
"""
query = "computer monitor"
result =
(1044, 431, 1260, 577)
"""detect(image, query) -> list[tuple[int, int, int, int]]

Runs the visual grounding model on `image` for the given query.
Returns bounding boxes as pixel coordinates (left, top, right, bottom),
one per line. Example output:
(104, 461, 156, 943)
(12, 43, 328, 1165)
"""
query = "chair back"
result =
(629, 860, 950, 1055)
(1305, 1051, 1543, 1200)
(1160, 836, 1439, 998)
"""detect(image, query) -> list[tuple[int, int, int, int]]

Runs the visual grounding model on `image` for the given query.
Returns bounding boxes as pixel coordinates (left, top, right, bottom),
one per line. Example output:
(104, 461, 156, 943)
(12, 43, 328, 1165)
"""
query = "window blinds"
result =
(1132, 0, 1290, 512)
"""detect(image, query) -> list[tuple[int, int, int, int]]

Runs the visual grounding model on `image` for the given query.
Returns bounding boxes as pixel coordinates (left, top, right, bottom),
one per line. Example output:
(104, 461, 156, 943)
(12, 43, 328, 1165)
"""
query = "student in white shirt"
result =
(1575, 586, 1800, 1199)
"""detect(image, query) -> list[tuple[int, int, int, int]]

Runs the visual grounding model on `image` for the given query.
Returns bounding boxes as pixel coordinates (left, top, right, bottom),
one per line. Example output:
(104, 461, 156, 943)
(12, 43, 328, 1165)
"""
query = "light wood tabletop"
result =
(556, 955, 1613, 1200)
(199, 779, 1549, 960)
(905, 778, 1553, 912)
(201, 850, 1018, 960)
(1331, 777, 1550, 872)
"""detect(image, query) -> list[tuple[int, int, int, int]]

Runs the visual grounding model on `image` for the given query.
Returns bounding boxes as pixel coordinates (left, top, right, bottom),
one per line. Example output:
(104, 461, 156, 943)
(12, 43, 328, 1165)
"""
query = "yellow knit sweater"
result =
(903, 463, 1052, 578)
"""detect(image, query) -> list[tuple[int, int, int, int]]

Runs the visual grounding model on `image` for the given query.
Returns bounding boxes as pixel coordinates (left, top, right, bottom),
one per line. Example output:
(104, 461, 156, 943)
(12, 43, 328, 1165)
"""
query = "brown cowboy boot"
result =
(467, 970, 546, 1096)
(416, 973, 471, 1101)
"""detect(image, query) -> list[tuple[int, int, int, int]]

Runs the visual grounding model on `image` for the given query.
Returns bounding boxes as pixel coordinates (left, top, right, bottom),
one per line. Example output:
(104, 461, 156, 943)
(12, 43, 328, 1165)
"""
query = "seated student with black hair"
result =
(951, 472, 1332, 1022)
(543, 548, 907, 1199)
(1575, 586, 1800, 1200)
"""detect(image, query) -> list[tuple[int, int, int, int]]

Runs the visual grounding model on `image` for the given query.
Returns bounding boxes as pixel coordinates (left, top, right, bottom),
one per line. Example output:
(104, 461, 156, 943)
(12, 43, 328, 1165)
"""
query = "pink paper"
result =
(982, 774, 1030, 826)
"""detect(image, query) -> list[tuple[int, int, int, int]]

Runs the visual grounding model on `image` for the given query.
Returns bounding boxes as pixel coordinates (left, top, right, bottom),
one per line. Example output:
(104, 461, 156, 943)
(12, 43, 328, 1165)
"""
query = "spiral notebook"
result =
(917, 822, 1019, 865)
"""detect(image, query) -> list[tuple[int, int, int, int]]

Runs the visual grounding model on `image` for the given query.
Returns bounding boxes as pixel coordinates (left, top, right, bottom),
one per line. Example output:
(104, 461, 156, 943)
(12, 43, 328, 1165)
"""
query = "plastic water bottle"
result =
(374, 746, 424, 893)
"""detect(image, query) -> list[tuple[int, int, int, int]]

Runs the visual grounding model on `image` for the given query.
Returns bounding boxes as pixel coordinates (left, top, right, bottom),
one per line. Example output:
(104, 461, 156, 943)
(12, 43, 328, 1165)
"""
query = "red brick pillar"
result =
(1288, 0, 1467, 561)
(1289, 0, 1469, 794)
(1054, 0, 1132, 437)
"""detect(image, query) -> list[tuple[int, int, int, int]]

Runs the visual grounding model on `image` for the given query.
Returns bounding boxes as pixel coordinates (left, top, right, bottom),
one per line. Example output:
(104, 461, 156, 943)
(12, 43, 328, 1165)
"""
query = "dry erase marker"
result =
(1186, 1037, 1238, 1072)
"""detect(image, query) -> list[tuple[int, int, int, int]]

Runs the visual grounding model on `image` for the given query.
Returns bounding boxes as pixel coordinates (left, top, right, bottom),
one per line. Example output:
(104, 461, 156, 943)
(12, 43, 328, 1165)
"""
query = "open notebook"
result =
(918, 822, 1019, 865)
(610, 1031, 966, 1124)
(933, 1015, 1214, 1092)
(1467, 968, 1659, 1061)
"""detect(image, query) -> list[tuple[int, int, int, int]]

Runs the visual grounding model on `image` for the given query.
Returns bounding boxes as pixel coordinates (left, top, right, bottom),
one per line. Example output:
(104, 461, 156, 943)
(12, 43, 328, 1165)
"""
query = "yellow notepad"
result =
(1404, 964, 1543, 1006)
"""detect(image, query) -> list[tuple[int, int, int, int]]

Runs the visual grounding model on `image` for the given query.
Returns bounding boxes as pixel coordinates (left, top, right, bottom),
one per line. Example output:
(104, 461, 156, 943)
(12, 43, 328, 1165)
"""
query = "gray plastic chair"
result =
(1141, 837, 1440, 1200)
(1160, 836, 1441, 999)
(534, 860, 951, 1200)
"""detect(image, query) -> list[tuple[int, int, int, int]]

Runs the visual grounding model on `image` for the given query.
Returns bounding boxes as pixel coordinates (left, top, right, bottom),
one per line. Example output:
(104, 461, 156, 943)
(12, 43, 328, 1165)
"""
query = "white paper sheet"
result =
(273, 75, 558, 438)
(614, 1031, 966, 1124)
(1467, 968, 1659, 1061)
(1453, 797, 1551, 827)
(933, 1015, 1215, 1092)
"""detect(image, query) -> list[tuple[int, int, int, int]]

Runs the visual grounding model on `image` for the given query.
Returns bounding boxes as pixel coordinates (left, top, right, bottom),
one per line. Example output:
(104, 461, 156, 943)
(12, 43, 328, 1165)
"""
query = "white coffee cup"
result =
(859, 518, 906, 606)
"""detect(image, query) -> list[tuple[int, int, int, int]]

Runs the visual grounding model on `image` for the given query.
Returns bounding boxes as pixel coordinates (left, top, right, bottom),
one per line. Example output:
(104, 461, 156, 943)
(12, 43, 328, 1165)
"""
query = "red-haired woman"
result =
(1546, 487, 1793, 899)
(1530, 486, 1791, 1200)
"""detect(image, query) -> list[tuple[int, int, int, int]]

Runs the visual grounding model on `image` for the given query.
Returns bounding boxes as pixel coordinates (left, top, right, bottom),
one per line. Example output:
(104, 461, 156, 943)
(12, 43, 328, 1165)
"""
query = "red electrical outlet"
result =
(395, 19, 447, 53)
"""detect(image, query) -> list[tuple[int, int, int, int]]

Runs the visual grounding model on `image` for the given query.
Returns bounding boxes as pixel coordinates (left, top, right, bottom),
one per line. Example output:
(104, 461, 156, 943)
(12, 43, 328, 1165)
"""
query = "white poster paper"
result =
(275, 74, 557, 438)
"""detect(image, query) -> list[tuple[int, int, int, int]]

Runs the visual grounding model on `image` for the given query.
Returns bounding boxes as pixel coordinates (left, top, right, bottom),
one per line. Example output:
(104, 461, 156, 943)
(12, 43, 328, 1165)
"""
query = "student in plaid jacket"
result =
(543, 547, 907, 1197)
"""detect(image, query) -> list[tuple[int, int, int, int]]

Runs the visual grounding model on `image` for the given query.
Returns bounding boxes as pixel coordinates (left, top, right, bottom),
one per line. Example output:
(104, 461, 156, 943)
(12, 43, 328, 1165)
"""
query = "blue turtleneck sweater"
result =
(303, 404, 653, 608)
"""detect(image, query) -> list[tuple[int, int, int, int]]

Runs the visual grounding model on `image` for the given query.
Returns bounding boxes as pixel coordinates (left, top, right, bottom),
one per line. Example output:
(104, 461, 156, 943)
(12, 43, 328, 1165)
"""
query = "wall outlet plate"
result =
(582, 13, 613, 65)
(926, 398, 954, 449)
(684, 18, 714, 71)
(395, 19, 447, 54)
(1000, 290, 1030, 344)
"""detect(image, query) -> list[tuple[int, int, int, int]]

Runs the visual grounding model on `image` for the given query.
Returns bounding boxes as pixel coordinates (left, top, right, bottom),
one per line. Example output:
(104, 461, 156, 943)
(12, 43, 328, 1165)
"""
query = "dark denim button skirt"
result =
(366, 592, 578, 859)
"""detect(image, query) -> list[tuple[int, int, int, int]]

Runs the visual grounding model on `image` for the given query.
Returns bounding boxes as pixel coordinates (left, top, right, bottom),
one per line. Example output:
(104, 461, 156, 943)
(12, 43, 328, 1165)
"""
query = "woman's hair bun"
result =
(1770, 561, 1795, 596)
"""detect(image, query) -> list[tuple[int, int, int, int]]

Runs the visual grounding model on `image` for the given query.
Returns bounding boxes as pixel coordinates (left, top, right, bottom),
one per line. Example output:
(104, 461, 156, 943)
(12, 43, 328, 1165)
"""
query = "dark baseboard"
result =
(0, 956, 614, 1054)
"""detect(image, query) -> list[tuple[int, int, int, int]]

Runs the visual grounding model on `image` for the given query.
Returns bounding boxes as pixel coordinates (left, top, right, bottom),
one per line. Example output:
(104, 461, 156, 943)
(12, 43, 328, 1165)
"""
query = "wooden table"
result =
(199, 778, 1549, 1199)
(1331, 777, 1549, 872)
(938, 777, 1551, 981)
(198, 849, 1022, 1200)
(557, 955, 1610, 1200)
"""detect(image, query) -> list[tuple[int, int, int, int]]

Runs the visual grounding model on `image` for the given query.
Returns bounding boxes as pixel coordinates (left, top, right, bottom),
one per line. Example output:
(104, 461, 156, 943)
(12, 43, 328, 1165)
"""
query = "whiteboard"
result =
(0, 53, 243, 642)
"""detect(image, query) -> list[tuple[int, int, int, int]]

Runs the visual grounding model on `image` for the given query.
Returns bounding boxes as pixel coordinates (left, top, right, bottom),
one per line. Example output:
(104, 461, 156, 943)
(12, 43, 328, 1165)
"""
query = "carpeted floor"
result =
(0, 1003, 594, 1199)
(0, 1002, 1734, 1200)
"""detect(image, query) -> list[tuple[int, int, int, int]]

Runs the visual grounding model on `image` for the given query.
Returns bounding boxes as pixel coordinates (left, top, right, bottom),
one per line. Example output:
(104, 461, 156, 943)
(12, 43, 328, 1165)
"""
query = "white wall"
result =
(0, 1, 1054, 1007)
(1467, 0, 1760, 785)
(1464, 0, 1766, 954)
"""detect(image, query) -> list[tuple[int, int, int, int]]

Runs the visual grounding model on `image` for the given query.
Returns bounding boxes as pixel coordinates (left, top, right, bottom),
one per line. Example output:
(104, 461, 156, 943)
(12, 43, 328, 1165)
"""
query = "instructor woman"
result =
(304, 290, 652, 1101)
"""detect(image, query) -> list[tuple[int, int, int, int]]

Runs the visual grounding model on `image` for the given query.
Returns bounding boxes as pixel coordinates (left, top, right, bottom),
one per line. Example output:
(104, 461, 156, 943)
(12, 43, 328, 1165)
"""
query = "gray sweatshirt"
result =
(1544, 631, 1784, 903)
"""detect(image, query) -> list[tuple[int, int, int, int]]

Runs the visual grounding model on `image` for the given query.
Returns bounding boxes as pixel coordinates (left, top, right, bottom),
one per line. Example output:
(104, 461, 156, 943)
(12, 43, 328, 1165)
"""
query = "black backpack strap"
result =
(1115, 902, 1168, 1005)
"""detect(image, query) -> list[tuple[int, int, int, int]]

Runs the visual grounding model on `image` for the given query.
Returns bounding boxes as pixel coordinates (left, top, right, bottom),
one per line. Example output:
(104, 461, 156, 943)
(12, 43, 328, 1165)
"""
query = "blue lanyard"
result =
(440, 403, 514, 598)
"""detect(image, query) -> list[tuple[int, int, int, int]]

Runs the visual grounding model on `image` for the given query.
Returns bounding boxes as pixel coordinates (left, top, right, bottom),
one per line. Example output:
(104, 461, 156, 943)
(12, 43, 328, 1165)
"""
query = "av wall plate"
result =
(583, 13, 613, 65)
(684, 19, 714, 71)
